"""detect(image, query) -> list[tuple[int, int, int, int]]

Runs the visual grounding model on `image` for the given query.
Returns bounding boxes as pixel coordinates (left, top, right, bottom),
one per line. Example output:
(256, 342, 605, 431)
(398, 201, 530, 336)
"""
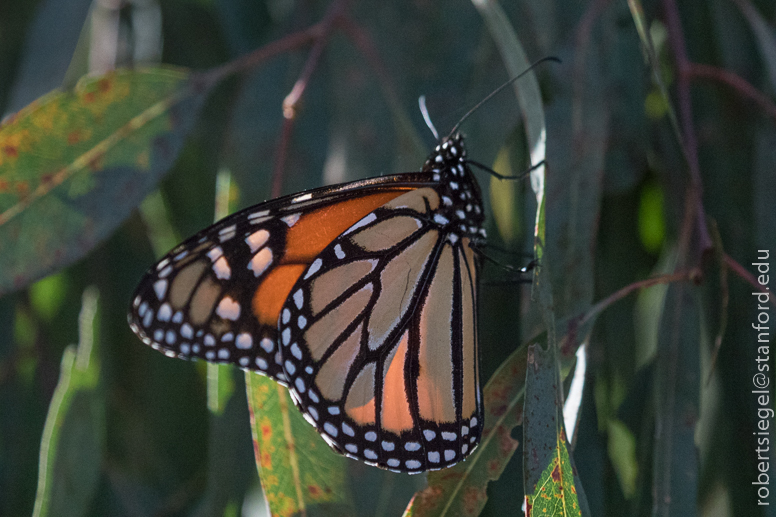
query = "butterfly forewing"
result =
(128, 180, 422, 383)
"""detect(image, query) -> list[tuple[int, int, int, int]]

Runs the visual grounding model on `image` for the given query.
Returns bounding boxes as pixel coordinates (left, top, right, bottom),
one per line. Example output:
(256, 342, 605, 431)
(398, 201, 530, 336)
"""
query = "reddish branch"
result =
(724, 253, 776, 309)
(662, 0, 713, 267)
(688, 63, 776, 123)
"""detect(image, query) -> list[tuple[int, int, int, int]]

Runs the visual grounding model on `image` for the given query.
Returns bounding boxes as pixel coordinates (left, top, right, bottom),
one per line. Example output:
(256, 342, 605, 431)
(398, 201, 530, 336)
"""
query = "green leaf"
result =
(0, 67, 209, 296)
(33, 286, 102, 517)
(523, 342, 582, 517)
(245, 372, 356, 517)
(734, 0, 776, 92)
(652, 283, 700, 514)
(525, 431, 582, 516)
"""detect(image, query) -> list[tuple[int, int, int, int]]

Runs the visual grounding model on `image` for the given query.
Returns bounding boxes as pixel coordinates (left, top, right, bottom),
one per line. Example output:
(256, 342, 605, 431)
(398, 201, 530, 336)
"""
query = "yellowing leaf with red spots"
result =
(522, 341, 583, 517)
(524, 433, 581, 517)
(245, 373, 356, 517)
(0, 67, 209, 295)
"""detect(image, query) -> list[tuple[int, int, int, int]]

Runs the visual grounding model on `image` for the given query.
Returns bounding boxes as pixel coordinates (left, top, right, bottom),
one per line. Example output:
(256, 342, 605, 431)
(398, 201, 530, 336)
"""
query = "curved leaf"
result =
(246, 373, 356, 517)
(0, 67, 208, 295)
(33, 287, 102, 517)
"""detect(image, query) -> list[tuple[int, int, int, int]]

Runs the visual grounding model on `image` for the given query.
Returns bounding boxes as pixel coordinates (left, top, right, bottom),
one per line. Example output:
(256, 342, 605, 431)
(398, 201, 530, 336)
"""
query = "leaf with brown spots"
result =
(524, 431, 581, 517)
(245, 373, 356, 517)
(0, 67, 210, 295)
(522, 340, 584, 517)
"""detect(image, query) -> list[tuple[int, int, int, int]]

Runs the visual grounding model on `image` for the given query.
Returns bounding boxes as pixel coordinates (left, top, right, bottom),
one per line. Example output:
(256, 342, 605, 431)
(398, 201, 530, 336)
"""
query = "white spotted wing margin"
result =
(127, 174, 429, 385)
(277, 188, 484, 474)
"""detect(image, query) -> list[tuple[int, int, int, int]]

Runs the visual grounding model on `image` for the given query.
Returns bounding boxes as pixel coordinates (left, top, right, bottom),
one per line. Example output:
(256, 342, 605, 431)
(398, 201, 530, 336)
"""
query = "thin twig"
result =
(270, 0, 350, 196)
(581, 271, 694, 327)
(271, 118, 295, 198)
(688, 63, 776, 123)
(201, 25, 322, 88)
(723, 252, 776, 308)
(662, 0, 712, 263)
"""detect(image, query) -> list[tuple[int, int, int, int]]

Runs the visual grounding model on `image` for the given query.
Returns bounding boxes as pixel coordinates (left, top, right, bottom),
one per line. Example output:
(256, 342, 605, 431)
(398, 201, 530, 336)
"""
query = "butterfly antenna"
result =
(446, 56, 561, 138)
(418, 95, 440, 141)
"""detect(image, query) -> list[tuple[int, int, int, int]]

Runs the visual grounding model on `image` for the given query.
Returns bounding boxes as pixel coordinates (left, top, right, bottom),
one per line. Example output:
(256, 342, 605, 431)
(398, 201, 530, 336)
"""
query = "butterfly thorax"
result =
(421, 133, 486, 246)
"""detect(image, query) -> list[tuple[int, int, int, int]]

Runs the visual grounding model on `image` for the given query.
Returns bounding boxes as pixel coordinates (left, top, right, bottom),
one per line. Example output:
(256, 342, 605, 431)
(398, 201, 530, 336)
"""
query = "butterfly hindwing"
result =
(278, 187, 483, 472)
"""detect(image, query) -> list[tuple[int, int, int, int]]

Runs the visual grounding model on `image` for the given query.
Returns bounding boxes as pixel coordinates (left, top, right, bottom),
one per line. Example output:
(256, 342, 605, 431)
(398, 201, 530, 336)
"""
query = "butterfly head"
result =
(422, 133, 466, 173)
(420, 133, 486, 244)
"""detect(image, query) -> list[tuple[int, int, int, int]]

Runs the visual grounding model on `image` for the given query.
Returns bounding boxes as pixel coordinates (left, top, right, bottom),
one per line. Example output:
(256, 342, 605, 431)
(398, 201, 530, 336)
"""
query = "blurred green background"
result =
(0, 0, 774, 515)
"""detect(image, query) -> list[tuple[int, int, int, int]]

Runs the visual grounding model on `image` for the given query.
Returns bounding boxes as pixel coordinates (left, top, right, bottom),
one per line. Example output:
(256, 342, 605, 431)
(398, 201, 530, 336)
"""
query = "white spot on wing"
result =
(245, 229, 270, 252)
(282, 213, 300, 227)
(156, 257, 171, 271)
(433, 214, 449, 225)
(343, 213, 377, 235)
(216, 296, 241, 320)
(260, 338, 274, 353)
(157, 303, 172, 321)
(304, 258, 322, 279)
(219, 225, 236, 242)
(213, 256, 232, 280)
(207, 247, 223, 261)
(236, 333, 253, 349)
(292, 193, 313, 203)
(153, 280, 168, 300)
(294, 377, 306, 393)
(249, 248, 273, 277)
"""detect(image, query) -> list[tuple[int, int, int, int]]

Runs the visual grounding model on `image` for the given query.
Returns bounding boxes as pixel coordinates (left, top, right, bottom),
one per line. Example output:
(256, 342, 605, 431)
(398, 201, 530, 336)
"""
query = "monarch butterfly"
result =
(127, 77, 537, 472)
